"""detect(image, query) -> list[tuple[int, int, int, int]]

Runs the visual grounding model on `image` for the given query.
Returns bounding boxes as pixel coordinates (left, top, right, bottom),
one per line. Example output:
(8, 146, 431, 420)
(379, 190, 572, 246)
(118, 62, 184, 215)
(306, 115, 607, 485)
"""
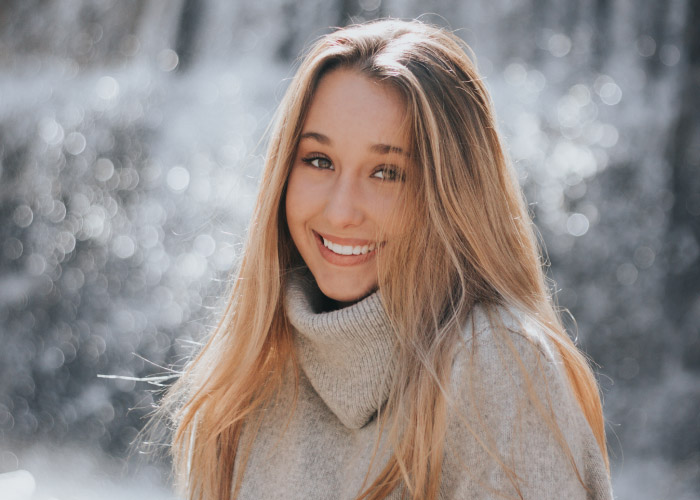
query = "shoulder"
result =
(449, 303, 576, 438)
(454, 302, 563, 383)
(441, 302, 613, 499)
(450, 302, 588, 435)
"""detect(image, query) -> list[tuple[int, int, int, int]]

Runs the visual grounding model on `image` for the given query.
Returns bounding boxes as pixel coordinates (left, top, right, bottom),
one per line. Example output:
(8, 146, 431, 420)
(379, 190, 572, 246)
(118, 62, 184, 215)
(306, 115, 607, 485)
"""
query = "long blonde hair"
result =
(158, 19, 608, 500)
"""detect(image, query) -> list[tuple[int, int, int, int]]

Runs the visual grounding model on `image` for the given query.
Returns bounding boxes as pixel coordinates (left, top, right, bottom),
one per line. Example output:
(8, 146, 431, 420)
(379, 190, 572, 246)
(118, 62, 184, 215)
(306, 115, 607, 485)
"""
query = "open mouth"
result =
(313, 231, 383, 264)
(321, 236, 377, 256)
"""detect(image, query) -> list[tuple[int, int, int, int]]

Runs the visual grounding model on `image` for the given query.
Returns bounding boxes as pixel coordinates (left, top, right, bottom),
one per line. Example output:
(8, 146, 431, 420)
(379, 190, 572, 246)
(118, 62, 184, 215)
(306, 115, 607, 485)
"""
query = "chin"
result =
(317, 279, 378, 305)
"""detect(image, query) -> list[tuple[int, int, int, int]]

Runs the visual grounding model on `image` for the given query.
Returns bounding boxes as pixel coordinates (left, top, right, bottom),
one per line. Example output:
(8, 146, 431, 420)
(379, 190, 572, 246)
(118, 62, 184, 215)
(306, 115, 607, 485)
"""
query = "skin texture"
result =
(285, 68, 410, 306)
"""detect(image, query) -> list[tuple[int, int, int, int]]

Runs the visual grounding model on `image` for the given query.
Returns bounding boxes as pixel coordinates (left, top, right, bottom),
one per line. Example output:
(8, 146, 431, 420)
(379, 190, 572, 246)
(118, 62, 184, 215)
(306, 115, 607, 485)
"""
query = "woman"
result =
(158, 19, 613, 500)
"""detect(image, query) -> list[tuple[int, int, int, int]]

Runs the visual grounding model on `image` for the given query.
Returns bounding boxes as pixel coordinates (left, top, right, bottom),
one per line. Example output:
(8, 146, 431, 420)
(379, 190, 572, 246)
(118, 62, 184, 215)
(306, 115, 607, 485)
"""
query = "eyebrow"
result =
(299, 131, 409, 157)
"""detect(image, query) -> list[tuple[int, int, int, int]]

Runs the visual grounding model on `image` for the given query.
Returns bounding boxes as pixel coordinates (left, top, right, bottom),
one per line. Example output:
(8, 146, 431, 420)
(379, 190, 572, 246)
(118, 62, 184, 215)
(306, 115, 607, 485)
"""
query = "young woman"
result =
(158, 19, 613, 500)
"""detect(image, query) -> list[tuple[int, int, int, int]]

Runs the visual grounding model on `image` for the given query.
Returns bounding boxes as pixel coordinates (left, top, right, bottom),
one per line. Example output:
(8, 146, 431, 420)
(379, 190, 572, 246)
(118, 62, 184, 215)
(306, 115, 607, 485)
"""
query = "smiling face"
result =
(285, 68, 411, 306)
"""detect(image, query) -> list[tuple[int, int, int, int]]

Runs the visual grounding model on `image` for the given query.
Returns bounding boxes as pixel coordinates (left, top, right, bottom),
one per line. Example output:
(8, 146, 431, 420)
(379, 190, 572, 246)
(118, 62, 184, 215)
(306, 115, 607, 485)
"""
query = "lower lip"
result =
(314, 231, 378, 267)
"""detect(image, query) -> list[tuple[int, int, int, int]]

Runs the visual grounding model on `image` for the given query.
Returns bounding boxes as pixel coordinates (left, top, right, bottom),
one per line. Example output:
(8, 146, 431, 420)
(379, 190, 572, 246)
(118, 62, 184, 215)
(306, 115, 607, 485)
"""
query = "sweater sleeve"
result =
(439, 307, 613, 500)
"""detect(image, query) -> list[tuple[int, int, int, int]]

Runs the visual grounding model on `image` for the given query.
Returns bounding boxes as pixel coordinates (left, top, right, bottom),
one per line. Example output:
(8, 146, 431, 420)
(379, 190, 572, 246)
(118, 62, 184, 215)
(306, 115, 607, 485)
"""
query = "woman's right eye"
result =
(301, 155, 333, 170)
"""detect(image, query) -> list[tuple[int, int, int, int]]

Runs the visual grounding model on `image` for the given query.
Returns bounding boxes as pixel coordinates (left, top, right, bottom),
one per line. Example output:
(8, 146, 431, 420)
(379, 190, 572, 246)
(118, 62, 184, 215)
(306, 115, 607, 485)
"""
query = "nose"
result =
(323, 175, 364, 228)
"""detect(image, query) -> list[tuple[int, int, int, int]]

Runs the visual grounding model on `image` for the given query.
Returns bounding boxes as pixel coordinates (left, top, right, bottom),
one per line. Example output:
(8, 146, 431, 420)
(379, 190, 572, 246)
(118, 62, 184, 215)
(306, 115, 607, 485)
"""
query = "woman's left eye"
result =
(372, 166, 405, 182)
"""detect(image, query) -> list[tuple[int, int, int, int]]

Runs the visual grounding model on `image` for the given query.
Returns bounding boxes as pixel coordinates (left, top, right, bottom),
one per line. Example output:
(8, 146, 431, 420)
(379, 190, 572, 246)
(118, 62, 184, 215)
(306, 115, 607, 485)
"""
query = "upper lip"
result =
(314, 230, 376, 246)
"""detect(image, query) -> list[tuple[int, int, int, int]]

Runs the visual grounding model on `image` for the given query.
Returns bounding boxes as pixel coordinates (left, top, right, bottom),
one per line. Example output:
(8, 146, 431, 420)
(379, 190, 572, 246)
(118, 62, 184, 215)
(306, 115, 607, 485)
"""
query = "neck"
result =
(284, 269, 397, 428)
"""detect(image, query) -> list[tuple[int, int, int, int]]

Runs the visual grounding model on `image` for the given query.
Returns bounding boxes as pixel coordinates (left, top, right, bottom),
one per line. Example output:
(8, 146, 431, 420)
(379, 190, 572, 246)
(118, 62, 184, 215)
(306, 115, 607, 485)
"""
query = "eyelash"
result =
(300, 154, 405, 182)
(374, 165, 405, 182)
(301, 154, 333, 170)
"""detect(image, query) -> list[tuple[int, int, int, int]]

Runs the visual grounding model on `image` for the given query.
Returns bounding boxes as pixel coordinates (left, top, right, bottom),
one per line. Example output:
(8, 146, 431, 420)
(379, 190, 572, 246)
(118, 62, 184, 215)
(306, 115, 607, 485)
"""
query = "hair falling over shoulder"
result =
(152, 18, 609, 500)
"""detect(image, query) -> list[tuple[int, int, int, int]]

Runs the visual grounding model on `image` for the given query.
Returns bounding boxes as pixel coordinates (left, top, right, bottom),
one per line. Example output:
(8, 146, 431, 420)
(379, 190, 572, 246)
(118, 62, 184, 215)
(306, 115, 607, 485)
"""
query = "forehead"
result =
(302, 68, 409, 149)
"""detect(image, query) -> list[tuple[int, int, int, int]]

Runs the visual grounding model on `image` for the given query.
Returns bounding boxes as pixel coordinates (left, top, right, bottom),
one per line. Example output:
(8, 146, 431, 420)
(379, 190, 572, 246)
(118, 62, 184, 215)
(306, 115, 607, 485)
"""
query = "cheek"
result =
(285, 167, 311, 240)
(285, 174, 301, 234)
(370, 190, 406, 238)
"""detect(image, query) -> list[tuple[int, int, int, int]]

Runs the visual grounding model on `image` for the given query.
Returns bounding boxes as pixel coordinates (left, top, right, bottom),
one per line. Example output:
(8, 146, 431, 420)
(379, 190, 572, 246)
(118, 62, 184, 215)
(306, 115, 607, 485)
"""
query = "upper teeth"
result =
(322, 237, 376, 256)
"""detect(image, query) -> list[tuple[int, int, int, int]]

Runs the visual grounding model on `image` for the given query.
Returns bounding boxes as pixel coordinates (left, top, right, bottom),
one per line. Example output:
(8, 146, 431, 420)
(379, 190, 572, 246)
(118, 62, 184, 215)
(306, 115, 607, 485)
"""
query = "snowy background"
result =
(0, 0, 699, 499)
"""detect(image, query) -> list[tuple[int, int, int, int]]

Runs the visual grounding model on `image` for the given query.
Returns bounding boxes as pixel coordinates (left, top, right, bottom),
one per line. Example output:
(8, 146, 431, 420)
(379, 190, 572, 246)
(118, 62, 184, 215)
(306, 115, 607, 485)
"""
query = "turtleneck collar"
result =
(284, 269, 397, 429)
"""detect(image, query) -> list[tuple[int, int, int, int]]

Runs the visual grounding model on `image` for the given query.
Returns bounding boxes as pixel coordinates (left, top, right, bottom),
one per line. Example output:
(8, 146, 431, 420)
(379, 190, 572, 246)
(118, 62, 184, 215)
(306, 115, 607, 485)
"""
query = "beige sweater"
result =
(232, 271, 613, 499)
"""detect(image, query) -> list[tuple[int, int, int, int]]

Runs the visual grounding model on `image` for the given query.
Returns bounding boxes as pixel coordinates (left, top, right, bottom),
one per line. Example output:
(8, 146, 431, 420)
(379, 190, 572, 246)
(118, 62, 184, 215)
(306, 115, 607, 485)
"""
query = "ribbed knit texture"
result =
(285, 270, 396, 429)
(231, 271, 614, 499)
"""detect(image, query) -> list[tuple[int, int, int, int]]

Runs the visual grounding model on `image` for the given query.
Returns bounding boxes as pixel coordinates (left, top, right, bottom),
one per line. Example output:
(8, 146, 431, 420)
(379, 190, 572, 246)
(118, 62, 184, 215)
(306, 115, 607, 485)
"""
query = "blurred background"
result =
(0, 0, 698, 498)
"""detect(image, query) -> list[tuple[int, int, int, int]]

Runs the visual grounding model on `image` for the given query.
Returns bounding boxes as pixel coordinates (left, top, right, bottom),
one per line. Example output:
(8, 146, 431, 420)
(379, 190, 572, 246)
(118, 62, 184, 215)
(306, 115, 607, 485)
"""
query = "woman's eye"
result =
(372, 166, 404, 182)
(302, 155, 333, 170)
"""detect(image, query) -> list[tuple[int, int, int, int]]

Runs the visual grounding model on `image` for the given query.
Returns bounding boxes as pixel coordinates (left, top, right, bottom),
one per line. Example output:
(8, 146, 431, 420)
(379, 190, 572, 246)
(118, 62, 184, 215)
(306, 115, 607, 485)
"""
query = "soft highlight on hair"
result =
(156, 19, 609, 500)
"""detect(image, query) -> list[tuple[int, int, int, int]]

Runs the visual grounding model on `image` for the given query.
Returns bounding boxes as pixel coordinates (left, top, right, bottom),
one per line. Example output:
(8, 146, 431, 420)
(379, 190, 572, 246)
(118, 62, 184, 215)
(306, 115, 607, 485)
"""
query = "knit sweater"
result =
(231, 272, 614, 499)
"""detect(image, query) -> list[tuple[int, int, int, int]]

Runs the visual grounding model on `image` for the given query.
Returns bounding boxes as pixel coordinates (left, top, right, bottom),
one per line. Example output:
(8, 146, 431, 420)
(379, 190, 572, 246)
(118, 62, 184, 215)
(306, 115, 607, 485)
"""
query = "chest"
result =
(232, 371, 399, 500)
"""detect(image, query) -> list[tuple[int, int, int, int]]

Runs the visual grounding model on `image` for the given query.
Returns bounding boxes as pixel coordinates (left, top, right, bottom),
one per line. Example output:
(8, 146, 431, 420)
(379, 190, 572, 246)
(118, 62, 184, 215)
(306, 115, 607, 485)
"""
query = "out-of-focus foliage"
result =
(0, 1, 283, 459)
(0, 0, 698, 496)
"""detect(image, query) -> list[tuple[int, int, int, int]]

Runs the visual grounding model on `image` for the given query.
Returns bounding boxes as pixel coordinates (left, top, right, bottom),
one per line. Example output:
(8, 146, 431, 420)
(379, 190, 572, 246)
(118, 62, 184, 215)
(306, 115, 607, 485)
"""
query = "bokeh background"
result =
(0, 0, 698, 498)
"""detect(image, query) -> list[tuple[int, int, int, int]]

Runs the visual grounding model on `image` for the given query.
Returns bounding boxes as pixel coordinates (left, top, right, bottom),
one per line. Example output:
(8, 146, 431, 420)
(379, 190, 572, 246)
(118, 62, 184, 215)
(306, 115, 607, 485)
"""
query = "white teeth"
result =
(322, 237, 376, 256)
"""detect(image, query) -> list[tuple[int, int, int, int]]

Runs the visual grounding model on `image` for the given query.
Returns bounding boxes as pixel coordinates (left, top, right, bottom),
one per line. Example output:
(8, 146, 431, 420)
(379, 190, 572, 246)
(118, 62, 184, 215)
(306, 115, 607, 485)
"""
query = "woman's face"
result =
(285, 68, 410, 305)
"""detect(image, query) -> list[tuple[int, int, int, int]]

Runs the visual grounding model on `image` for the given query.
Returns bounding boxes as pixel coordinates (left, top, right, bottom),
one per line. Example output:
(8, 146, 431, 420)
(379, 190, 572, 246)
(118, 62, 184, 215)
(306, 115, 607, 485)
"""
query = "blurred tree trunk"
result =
(592, 0, 611, 70)
(175, 0, 203, 71)
(647, 0, 670, 77)
(666, 0, 700, 371)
